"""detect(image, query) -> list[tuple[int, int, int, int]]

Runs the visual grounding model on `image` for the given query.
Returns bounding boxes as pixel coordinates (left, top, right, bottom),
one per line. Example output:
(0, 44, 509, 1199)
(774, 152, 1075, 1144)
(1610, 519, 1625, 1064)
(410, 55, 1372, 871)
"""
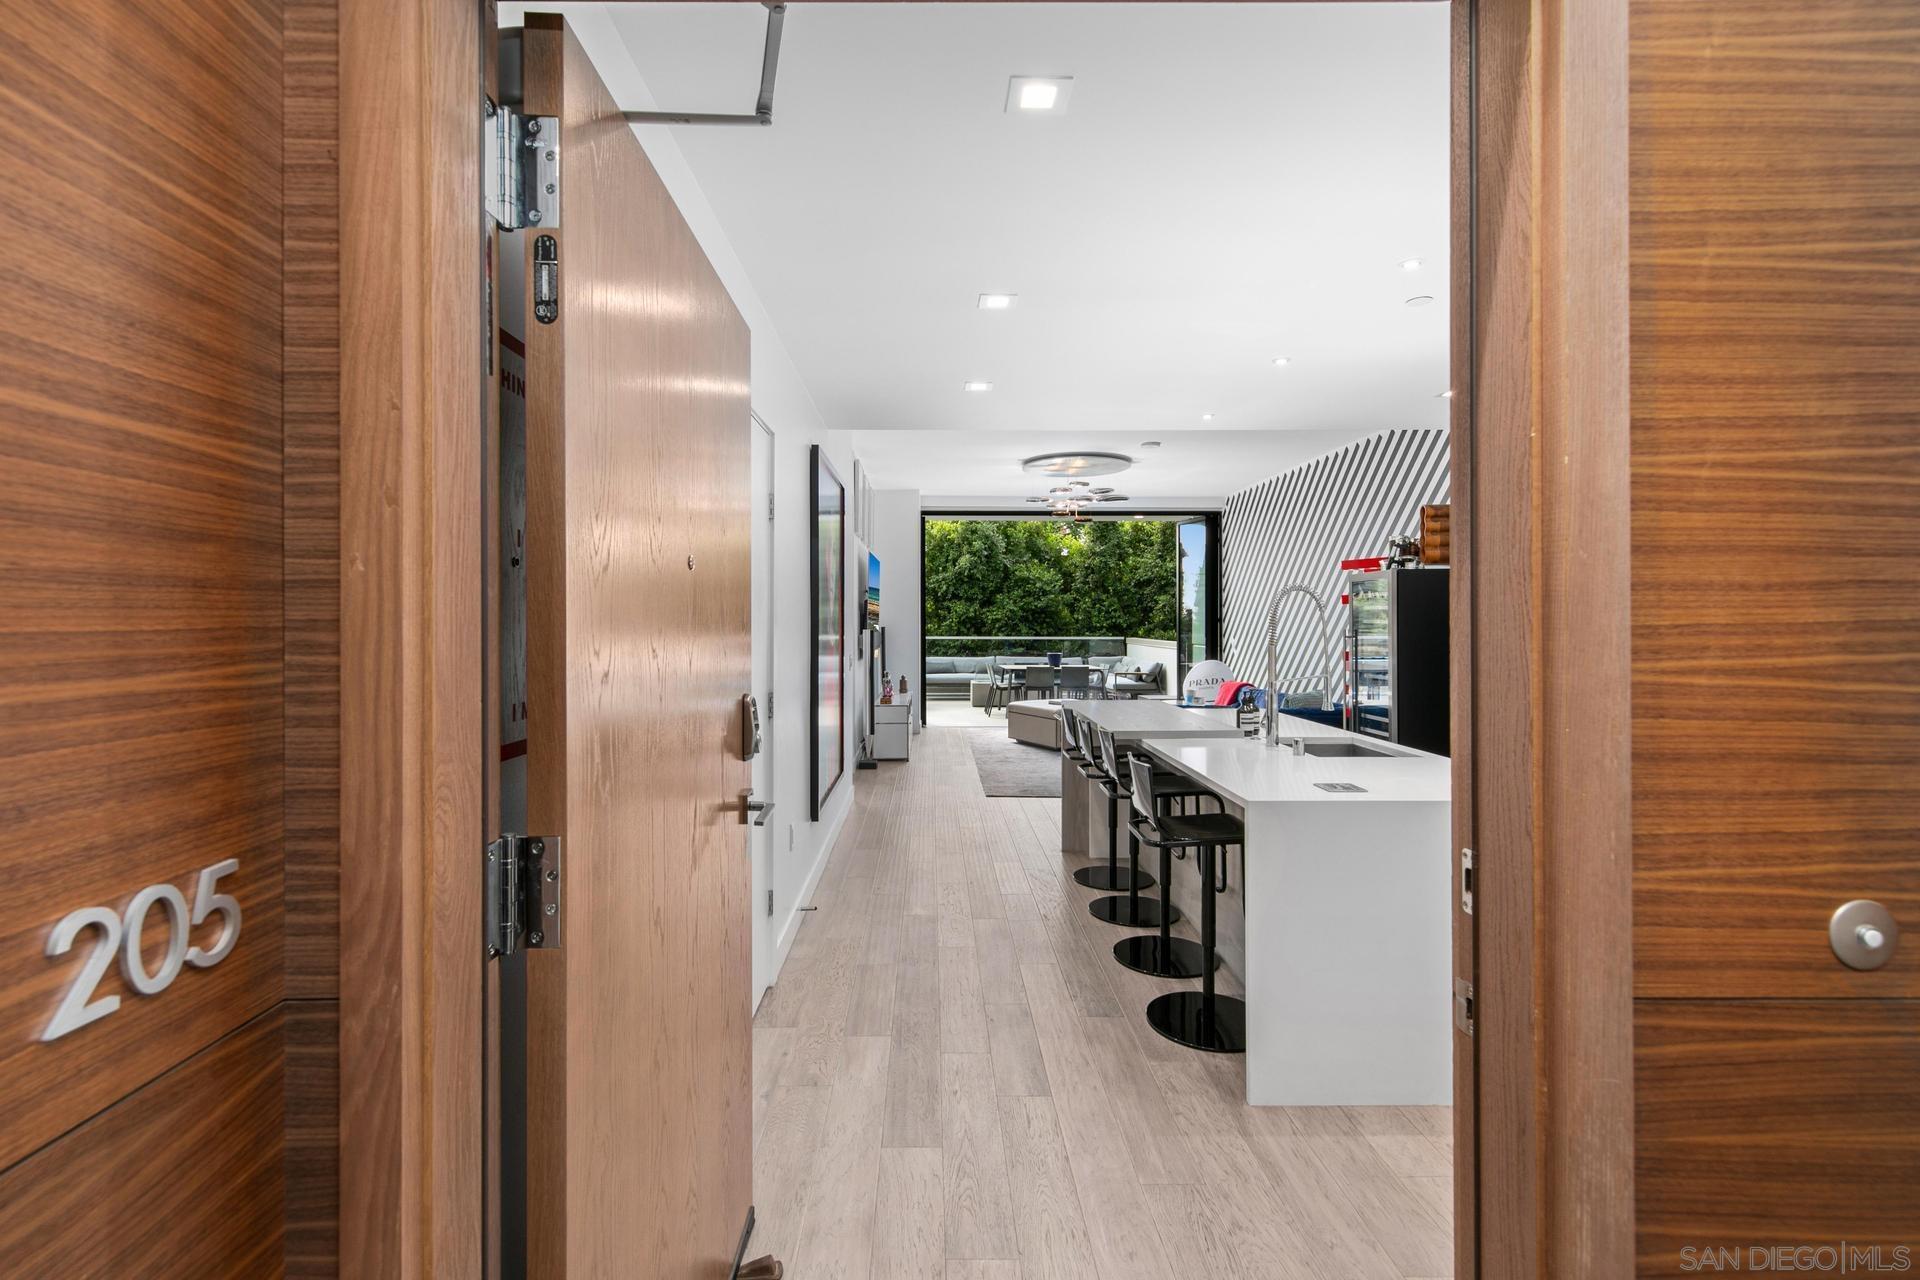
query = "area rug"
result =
(966, 728, 1062, 798)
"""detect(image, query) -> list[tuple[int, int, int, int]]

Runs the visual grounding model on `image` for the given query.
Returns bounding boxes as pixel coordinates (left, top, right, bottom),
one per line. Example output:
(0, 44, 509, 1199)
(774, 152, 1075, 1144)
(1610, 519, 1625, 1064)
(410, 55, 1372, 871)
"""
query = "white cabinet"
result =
(873, 695, 914, 760)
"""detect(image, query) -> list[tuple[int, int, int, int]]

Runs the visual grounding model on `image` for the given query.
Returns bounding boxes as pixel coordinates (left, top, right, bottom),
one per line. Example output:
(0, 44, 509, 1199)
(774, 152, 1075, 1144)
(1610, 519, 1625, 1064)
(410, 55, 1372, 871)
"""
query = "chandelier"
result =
(1026, 479, 1130, 521)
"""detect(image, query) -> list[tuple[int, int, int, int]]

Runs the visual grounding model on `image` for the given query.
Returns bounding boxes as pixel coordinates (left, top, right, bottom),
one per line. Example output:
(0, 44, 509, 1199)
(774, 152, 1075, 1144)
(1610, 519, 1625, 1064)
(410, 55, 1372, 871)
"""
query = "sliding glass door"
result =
(1176, 516, 1213, 695)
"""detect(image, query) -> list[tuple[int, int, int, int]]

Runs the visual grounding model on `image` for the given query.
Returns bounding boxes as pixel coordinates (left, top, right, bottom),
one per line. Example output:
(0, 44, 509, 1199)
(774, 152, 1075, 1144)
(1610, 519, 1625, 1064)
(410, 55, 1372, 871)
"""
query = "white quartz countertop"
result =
(1063, 698, 1243, 738)
(1137, 713, 1450, 806)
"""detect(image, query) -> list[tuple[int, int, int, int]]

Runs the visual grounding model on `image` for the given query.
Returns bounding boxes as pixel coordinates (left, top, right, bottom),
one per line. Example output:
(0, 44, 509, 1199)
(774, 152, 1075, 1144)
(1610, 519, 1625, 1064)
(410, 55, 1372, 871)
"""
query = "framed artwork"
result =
(811, 446, 846, 818)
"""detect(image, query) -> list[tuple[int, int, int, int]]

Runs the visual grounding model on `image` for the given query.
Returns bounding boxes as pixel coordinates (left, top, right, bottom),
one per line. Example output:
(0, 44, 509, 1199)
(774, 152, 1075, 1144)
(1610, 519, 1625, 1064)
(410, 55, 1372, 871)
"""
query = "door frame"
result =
(336, 1, 1637, 1275)
(750, 411, 777, 1011)
(1454, 2, 1635, 1275)
(338, 0, 488, 1273)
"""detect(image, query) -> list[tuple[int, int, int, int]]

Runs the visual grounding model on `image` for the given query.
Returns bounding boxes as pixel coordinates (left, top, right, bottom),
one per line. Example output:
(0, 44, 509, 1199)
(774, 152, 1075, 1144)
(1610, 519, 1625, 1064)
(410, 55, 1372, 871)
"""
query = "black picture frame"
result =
(810, 446, 846, 819)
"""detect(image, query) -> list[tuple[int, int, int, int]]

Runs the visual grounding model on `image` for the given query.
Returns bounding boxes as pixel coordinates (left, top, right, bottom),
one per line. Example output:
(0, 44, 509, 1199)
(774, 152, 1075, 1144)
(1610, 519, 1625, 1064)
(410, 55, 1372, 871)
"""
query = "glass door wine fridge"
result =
(1345, 566, 1450, 756)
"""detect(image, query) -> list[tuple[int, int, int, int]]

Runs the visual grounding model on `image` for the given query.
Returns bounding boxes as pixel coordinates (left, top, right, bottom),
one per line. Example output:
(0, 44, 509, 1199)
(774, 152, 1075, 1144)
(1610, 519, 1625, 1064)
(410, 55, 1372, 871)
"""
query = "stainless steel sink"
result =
(1300, 741, 1395, 759)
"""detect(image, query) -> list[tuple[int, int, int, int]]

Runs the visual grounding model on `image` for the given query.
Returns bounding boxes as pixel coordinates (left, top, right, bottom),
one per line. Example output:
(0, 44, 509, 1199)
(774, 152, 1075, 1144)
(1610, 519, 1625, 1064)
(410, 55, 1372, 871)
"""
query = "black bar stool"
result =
(1124, 754, 1246, 1054)
(1086, 726, 1211, 928)
(1112, 781, 1221, 982)
(1062, 709, 1153, 892)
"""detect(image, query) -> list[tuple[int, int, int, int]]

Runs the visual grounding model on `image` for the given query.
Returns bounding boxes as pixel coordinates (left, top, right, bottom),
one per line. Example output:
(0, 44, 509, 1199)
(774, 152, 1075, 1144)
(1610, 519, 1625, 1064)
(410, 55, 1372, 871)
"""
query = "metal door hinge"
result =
(485, 834, 562, 957)
(1452, 977, 1475, 1036)
(766, 889, 774, 918)
(1460, 846, 1475, 915)
(768, 492, 776, 521)
(485, 99, 560, 232)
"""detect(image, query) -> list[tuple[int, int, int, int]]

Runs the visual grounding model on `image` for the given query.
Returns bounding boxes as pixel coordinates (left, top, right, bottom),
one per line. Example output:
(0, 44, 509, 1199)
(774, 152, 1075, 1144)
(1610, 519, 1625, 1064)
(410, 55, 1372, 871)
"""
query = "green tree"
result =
(923, 519, 1177, 649)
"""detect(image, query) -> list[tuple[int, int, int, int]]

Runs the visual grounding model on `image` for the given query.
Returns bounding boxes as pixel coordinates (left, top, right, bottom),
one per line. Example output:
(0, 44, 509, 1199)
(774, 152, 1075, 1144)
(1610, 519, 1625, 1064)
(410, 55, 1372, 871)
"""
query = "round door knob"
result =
(1830, 900, 1898, 971)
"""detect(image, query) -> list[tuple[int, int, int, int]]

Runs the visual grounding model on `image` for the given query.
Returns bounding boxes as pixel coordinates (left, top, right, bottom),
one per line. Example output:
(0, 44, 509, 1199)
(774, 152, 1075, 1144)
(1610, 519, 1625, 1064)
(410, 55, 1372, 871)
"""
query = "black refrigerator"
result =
(1344, 567, 1450, 756)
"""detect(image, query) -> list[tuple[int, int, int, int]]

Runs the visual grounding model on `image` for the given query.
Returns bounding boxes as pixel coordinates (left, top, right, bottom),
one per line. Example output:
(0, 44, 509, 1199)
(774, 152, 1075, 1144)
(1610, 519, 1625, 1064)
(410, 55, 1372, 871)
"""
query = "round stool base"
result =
(1073, 864, 1154, 891)
(1145, 991, 1247, 1054)
(1112, 935, 1214, 979)
(1088, 895, 1178, 928)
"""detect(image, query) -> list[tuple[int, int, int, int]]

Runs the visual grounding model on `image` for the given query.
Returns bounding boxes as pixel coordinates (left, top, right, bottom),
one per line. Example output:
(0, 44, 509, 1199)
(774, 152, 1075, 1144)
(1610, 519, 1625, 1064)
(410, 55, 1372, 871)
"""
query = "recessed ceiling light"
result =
(1132, 514, 1145, 519)
(1139, 440, 1162, 449)
(1006, 76, 1074, 114)
(1271, 357, 1291, 368)
(1405, 295, 1436, 308)
(1401, 258, 1424, 272)
(963, 380, 994, 392)
(978, 293, 1016, 310)
(1200, 413, 1215, 422)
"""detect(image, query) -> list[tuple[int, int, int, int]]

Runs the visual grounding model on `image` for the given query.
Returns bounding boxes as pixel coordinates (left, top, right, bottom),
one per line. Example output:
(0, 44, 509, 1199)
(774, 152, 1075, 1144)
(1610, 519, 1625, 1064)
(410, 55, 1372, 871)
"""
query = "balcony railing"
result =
(925, 634, 1128, 659)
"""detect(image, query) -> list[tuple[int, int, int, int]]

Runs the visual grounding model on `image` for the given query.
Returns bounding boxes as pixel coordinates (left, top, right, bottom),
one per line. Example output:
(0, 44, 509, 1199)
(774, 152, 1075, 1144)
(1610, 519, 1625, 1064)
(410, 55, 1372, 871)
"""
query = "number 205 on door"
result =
(40, 859, 243, 1042)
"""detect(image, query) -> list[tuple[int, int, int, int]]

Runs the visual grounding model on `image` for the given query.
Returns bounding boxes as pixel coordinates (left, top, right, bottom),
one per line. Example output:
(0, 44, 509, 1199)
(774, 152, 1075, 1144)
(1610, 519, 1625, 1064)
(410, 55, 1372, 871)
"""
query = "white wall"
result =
(500, 3, 858, 986)
(869, 490, 923, 720)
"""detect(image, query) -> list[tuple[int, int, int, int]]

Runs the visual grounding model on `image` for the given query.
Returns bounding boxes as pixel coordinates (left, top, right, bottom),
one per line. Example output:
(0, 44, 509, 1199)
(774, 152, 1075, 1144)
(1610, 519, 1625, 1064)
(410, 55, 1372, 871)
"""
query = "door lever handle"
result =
(745, 797, 775, 827)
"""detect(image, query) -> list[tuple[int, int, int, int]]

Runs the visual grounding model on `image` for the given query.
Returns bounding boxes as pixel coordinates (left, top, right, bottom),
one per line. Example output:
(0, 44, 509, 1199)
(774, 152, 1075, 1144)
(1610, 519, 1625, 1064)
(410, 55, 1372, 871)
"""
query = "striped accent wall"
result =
(1220, 429, 1450, 694)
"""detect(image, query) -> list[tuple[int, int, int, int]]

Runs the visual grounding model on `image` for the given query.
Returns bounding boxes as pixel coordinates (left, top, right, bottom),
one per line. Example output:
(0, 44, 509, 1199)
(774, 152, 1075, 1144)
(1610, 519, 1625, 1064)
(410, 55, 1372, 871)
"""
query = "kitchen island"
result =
(1135, 714, 1451, 1107)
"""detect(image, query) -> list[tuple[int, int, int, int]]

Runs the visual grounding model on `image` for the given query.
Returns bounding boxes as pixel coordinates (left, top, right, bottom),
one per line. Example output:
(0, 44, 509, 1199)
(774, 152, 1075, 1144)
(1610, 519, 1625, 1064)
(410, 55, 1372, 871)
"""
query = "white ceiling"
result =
(861, 427, 1373, 511)
(586, 3, 1453, 502)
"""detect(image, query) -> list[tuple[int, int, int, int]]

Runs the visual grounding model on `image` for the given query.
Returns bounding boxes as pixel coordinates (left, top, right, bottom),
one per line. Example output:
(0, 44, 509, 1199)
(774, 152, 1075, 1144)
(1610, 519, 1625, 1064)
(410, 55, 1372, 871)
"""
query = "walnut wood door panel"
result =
(0, 0, 288, 1172)
(1630, 0, 1920, 1270)
(518, 14, 755, 1277)
(0, 1005, 287, 1275)
(1630, 0, 1920, 1001)
(1636, 1001, 1920, 1271)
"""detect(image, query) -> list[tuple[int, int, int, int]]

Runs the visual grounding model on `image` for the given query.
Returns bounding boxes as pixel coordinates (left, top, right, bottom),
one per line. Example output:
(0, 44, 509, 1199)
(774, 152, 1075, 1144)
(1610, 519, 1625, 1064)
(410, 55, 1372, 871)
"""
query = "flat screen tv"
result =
(865, 551, 881, 630)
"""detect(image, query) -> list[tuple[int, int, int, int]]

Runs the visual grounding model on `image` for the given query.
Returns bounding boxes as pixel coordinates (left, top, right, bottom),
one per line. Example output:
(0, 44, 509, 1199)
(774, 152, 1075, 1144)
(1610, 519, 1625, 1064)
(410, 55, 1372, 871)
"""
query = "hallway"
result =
(750, 727, 1454, 1279)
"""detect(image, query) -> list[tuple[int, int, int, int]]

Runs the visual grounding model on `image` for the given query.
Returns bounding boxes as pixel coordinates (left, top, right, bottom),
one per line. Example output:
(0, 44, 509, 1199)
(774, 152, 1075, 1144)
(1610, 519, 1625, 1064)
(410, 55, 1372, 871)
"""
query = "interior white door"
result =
(750, 414, 776, 1010)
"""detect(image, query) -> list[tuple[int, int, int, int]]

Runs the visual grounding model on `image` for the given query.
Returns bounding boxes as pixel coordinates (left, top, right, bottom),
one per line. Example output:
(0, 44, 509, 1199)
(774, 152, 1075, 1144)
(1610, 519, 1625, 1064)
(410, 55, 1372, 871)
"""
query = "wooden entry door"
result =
(514, 14, 756, 1276)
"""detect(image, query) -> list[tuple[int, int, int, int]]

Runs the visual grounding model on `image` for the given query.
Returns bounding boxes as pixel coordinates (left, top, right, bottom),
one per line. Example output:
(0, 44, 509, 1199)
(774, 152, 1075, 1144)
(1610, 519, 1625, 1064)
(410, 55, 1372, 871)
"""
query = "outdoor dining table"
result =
(991, 662, 1105, 706)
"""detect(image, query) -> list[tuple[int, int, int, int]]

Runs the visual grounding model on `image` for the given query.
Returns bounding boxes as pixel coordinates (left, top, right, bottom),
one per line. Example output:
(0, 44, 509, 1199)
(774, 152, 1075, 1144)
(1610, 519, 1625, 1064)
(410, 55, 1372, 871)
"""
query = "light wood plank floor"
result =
(753, 727, 1453, 1279)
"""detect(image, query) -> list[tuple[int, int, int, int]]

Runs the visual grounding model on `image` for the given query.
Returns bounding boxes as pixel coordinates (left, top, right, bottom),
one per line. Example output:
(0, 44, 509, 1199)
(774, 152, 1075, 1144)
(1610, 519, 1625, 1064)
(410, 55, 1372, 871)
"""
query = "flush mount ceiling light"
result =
(977, 293, 1017, 310)
(963, 380, 994, 392)
(1437, 389, 1455, 399)
(1139, 440, 1162, 449)
(1271, 357, 1291, 368)
(1405, 295, 1436, 308)
(1007, 76, 1074, 114)
(1401, 258, 1425, 272)
(1027, 479, 1130, 521)
(1022, 451, 1132, 479)
(1200, 413, 1216, 422)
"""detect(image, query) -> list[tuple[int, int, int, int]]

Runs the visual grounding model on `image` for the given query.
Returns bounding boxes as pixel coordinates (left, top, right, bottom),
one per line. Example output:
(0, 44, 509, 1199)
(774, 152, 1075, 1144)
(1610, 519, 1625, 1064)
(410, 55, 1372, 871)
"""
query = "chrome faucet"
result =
(1265, 583, 1333, 747)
